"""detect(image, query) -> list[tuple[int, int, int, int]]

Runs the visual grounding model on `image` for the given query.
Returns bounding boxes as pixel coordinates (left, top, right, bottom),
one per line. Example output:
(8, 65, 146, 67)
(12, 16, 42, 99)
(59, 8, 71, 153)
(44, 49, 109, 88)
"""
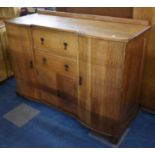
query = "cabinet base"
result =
(15, 91, 138, 144)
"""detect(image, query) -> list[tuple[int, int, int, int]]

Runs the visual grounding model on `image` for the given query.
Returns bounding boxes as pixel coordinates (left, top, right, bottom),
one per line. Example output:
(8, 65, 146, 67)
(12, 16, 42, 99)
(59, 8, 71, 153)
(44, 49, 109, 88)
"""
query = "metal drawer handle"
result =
(63, 42, 68, 50)
(40, 37, 44, 45)
(29, 60, 33, 68)
(42, 57, 47, 64)
(64, 64, 69, 71)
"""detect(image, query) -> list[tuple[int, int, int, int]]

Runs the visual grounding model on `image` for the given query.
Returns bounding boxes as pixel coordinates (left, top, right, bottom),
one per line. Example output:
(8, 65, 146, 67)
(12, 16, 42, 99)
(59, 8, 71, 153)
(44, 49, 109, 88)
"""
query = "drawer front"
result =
(35, 51, 77, 78)
(32, 27, 78, 59)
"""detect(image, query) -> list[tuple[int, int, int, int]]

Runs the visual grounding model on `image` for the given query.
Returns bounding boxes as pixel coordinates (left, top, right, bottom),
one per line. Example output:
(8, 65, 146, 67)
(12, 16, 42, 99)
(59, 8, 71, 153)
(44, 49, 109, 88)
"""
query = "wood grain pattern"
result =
(0, 54, 7, 81)
(0, 8, 20, 82)
(78, 34, 146, 139)
(6, 13, 150, 42)
(78, 36, 125, 137)
(38, 8, 155, 115)
(78, 36, 92, 125)
(0, 23, 13, 82)
(133, 8, 155, 113)
(35, 50, 78, 115)
(0, 25, 7, 81)
(121, 35, 146, 120)
(78, 36, 117, 136)
(35, 50, 77, 78)
(32, 27, 78, 59)
(37, 10, 149, 26)
(5, 13, 149, 142)
(90, 39, 125, 120)
(0, 7, 20, 20)
(5, 24, 39, 99)
(56, 7, 133, 18)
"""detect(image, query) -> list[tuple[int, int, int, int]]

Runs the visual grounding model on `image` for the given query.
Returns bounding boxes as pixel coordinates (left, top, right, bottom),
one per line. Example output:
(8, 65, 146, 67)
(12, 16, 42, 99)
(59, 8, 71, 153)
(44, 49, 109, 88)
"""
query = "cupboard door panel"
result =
(37, 67, 58, 106)
(91, 39, 125, 120)
(6, 24, 39, 99)
(56, 74, 78, 114)
(121, 36, 145, 119)
(78, 36, 125, 125)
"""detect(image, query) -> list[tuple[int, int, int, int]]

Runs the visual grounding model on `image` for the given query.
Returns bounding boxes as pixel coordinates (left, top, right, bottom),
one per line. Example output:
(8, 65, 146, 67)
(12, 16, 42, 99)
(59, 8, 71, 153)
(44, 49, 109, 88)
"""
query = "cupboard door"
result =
(78, 36, 125, 132)
(6, 24, 39, 99)
(35, 51, 78, 115)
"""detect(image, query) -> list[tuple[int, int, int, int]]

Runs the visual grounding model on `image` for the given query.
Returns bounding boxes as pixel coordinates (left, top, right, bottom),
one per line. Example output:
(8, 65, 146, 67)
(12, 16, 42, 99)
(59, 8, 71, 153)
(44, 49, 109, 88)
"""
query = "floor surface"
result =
(0, 78, 155, 148)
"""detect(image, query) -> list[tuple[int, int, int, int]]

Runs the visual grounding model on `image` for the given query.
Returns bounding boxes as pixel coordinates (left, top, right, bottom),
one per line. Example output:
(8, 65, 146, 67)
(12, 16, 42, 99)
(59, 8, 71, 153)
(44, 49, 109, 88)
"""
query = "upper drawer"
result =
(32, 27, 78, 59)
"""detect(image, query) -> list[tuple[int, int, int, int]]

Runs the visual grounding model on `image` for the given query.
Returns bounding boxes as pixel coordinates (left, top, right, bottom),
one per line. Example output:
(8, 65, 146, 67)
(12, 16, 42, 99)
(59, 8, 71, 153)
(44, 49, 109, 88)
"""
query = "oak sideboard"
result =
(5, 12, 150, 143)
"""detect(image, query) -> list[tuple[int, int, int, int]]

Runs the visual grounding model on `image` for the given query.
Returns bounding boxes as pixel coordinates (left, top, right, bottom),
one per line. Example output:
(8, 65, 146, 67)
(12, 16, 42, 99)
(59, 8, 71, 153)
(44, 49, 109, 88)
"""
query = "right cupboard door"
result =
(78, 36, 125, 135)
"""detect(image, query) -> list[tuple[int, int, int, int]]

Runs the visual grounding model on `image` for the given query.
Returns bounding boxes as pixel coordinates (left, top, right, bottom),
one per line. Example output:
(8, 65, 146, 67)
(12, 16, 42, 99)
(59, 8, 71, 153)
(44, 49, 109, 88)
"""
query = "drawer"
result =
(35, 51, 78, 78)
(32, 27, 78, 59)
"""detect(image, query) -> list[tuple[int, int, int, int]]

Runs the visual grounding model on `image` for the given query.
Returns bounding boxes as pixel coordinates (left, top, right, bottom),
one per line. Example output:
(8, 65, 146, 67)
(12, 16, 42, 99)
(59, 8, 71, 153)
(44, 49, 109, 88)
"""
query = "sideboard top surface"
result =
(6, 13, 150, 42)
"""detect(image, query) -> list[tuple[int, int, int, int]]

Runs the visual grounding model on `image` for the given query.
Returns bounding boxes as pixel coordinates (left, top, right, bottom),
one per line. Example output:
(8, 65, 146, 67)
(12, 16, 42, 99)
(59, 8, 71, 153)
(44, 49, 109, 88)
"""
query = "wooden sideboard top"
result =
(5, 13, 150, 42)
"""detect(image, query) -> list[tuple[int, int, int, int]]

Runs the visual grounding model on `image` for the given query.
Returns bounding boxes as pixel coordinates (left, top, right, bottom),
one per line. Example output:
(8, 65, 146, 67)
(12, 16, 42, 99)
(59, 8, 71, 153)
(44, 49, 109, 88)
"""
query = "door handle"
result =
(40, 37, 45, 45)
(42, 57, 47, 64)
(79, 76, 83, 85)
(29, 60, 33, 68)
(63, 42, 68, 50)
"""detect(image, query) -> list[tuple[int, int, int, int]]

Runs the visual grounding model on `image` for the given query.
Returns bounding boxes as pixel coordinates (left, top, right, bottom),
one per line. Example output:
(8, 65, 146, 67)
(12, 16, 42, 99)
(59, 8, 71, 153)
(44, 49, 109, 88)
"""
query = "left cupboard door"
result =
(6, 24, 39, 99)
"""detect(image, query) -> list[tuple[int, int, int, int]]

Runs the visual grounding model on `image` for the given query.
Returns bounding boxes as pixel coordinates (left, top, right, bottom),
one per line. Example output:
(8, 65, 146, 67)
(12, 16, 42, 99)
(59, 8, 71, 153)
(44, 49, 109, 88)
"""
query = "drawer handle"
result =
(29, 60, 33, 68)
(64, 64, 69, 71)
(42, 57, 47, 64)
(40, 37, 44, 45)
(63, 42, 68, 50)
(79, 76, 83, 85)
